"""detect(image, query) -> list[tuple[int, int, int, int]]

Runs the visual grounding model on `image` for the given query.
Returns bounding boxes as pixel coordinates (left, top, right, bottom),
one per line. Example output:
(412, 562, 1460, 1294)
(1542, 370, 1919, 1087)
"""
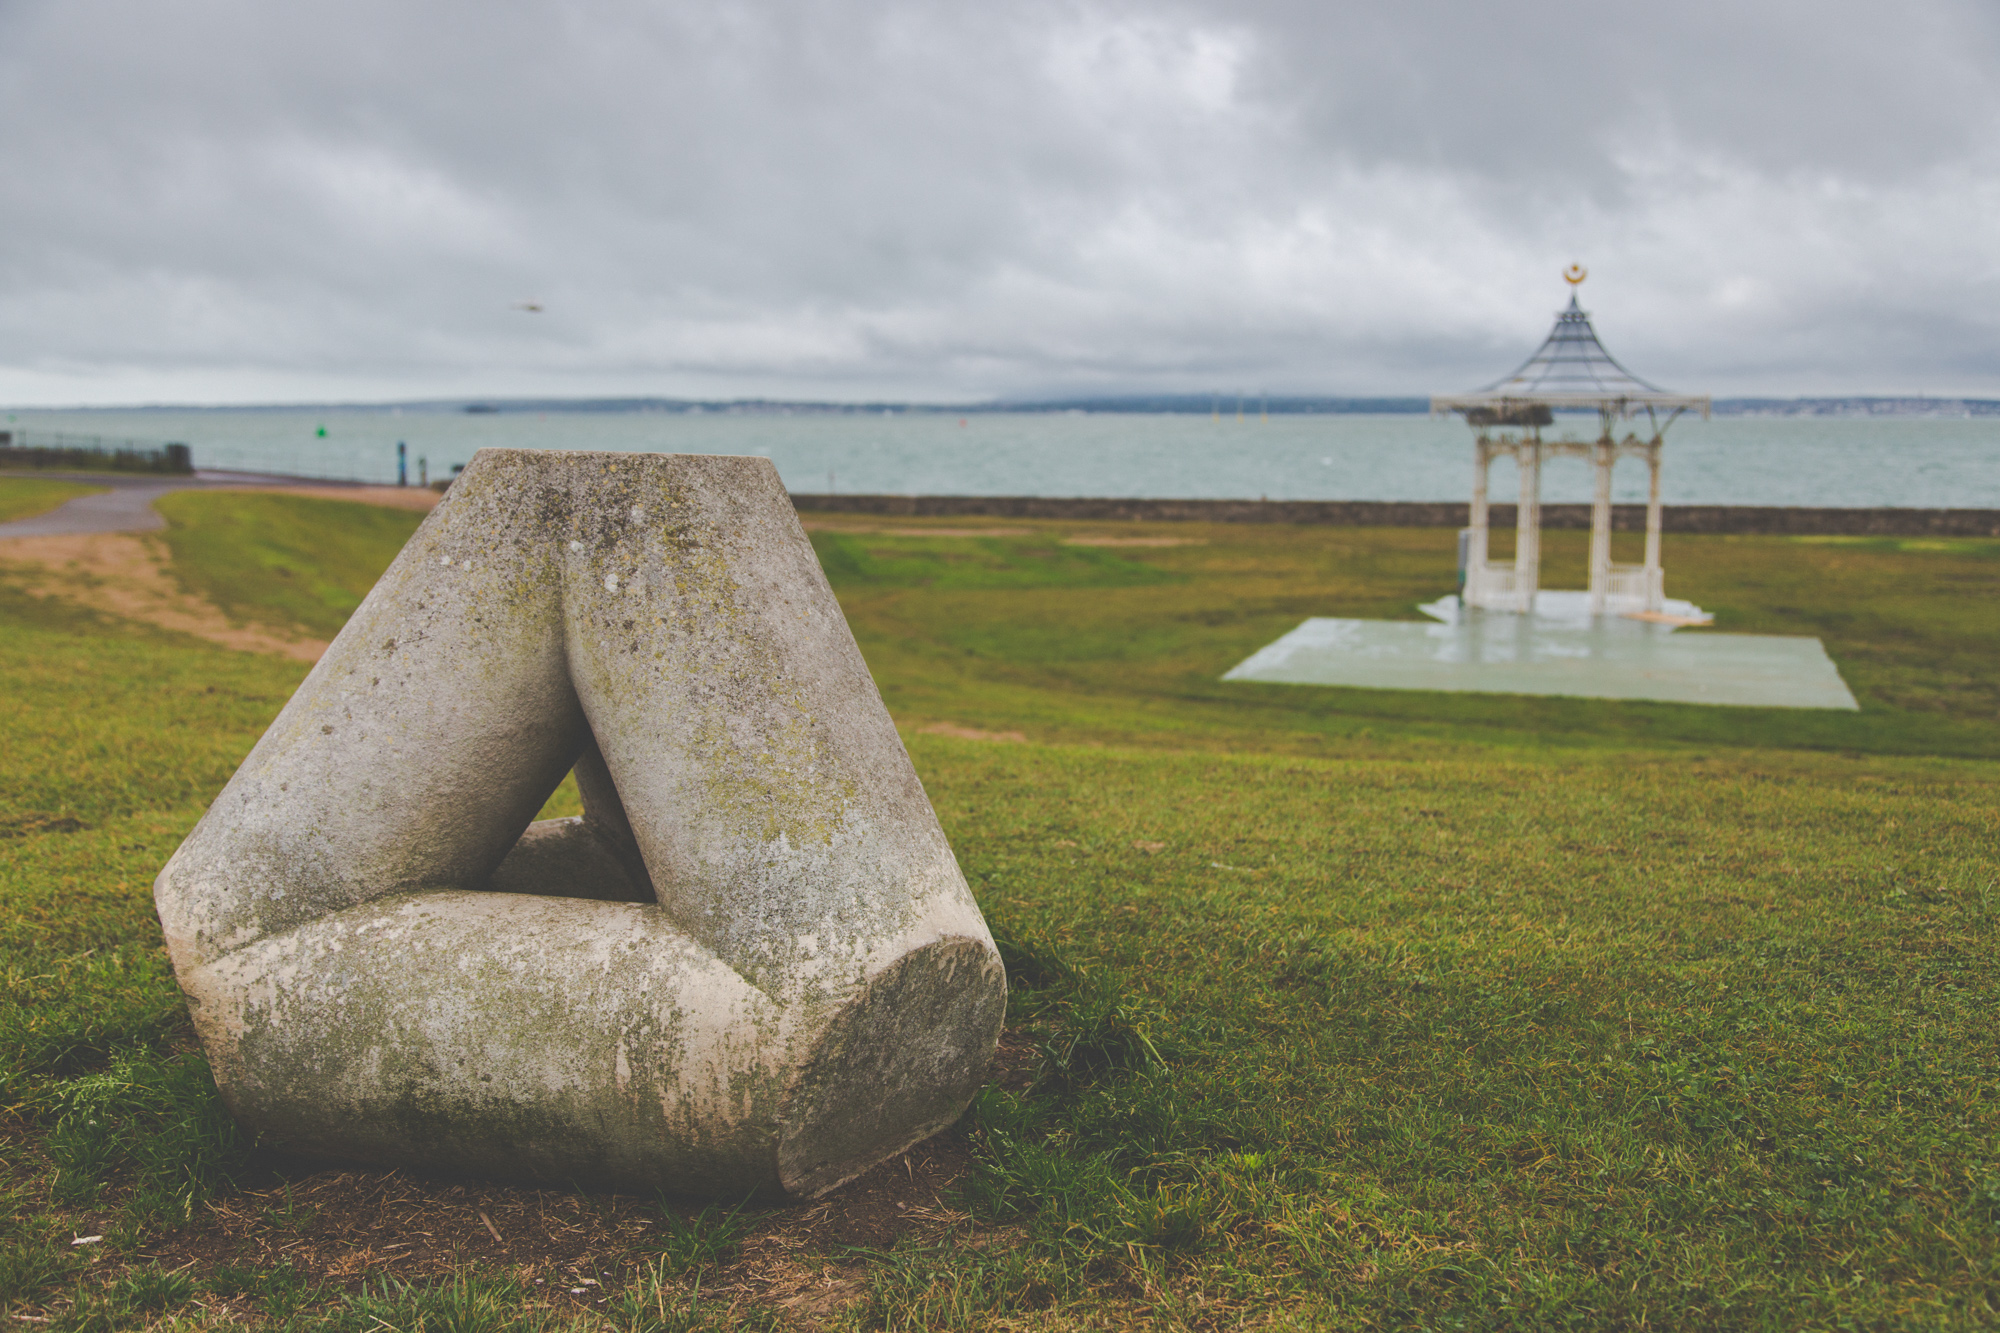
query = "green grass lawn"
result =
(0, 478, 107, 523)
(1, 495, 1997, 1329)
(821, 521, 2000, 761)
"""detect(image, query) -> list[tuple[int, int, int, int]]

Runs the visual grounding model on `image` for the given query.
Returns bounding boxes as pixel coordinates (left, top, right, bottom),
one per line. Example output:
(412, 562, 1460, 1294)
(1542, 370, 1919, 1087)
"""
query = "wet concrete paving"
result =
(1224, 593, 1858, 710)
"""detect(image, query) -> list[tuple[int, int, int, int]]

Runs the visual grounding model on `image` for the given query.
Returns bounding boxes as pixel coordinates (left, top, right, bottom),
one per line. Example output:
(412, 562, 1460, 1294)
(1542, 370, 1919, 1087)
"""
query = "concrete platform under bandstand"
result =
(1222, 593, 1858, 710)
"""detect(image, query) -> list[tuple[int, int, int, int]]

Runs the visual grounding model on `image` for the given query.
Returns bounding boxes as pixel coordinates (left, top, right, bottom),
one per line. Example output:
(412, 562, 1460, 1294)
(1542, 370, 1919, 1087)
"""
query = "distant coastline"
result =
(17, 394, 2000, 418)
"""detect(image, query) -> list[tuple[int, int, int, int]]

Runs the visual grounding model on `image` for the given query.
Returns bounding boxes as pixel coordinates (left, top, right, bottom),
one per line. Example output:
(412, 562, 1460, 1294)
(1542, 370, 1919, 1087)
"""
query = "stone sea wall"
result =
(788, 494, 2000, 537)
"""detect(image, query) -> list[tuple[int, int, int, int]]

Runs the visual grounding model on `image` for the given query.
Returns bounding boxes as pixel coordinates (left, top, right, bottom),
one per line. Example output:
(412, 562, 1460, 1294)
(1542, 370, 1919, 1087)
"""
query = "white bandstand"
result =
(1432, 267, 1709, 617)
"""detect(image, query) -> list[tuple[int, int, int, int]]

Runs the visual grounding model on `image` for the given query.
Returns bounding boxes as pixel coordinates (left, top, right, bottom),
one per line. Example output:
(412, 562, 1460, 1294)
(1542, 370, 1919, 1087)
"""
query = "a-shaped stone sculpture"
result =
(154, 450, 1006, 1198)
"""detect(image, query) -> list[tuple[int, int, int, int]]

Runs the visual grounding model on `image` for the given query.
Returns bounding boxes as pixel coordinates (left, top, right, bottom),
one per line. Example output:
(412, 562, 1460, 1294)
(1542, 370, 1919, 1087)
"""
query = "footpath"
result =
(0, 471, 440, 660)
(0, 470, 436, 539)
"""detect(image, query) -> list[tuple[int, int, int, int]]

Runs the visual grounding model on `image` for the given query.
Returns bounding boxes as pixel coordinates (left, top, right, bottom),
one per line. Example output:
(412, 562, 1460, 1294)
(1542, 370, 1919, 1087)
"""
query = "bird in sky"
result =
(513, 301, 545, 313)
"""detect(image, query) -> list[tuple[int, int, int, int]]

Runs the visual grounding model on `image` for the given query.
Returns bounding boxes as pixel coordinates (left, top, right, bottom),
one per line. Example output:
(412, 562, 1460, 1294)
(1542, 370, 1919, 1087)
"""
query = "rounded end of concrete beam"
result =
(776, 937, 1007, 1198)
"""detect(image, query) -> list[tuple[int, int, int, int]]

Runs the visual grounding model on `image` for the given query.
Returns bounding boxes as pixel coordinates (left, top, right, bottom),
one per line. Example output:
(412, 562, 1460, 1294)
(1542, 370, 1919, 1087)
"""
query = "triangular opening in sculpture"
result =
(486, 736, 659, 904)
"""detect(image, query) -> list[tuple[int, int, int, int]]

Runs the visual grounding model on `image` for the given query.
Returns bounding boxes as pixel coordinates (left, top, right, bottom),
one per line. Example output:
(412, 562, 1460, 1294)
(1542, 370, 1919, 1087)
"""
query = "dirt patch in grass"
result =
(2, 1041, 1038, 1328)
(798, 522, 1204, 548)
(799, 522, 1036, 538)
(0, 812, 85, 838)
(0, 533, 327, 660)
(210, 1136, 963, 1292)
(918, 722, 1029, 743)
(0, 486, 434, 663)
(5, 1121, 998, 1328)
(244, 486, 442, 513)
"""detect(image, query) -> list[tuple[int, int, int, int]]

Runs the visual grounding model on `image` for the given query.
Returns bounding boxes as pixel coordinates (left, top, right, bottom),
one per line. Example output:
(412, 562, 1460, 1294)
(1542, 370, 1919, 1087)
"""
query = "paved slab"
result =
(1225, 599, 1859, 710)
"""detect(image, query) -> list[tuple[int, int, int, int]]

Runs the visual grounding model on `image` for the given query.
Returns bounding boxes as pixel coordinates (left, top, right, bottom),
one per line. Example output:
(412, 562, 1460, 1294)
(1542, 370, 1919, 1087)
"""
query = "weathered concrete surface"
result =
(155, 450, 1006, 1198)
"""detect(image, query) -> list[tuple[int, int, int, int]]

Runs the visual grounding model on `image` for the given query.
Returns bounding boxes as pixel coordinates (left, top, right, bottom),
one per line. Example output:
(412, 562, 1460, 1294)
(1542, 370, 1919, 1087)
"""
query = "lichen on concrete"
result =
(155, 450, 1006, 1198)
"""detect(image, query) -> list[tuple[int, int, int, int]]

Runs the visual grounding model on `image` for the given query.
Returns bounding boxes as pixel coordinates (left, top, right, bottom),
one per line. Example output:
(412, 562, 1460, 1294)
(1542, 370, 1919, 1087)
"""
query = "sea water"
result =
(4, 407, 1995, 508)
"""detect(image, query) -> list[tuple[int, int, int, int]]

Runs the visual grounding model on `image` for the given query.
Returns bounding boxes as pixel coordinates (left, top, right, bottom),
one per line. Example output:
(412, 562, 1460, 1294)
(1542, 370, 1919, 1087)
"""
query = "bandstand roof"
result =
(1432, 286, 1709, 418)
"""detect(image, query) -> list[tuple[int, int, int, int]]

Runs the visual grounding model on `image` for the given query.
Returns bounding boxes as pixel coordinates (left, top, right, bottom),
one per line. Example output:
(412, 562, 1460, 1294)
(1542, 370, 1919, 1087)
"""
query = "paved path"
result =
(0, 471, 422, 538)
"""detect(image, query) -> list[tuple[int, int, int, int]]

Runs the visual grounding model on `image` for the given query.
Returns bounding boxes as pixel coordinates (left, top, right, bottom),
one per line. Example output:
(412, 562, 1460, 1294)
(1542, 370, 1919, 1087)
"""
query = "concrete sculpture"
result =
(154, 450, 1006, 1198)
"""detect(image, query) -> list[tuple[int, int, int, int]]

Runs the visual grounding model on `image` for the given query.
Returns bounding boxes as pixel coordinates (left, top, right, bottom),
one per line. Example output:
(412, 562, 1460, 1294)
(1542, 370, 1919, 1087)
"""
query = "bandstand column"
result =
(1515, 439, 1541, 613)
(1643, 439, 1664, 611)
(1467, 437, 1491, 606)
(1588, 437, 1613, 615)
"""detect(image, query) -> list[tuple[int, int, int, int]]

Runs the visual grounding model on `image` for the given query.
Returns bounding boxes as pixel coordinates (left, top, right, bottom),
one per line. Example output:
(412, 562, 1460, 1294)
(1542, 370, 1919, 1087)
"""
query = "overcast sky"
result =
(4, 0, 1999, 406)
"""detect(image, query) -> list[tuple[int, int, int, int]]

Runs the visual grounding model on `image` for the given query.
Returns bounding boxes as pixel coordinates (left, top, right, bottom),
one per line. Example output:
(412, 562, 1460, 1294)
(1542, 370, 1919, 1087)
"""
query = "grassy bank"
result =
(151, 491, 427, 638)
(0, 495, 1996, 1329)
(813, 520, 2000, 759)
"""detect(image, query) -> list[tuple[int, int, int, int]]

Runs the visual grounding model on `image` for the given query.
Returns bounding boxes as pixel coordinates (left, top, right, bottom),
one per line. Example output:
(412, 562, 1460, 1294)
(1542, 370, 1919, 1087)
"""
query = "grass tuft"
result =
(0, 1203, 85, 1306)
(46, 1052, 246, 1212)
(329, 1270, 550, 1333)
(648, 1197, 757, 1276)
(54, 1263, 198, 1333)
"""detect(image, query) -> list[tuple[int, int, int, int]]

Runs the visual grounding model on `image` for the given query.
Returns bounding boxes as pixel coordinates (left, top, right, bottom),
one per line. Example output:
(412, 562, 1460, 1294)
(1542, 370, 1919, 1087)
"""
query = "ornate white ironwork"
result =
(1433, 271, 1708, 616)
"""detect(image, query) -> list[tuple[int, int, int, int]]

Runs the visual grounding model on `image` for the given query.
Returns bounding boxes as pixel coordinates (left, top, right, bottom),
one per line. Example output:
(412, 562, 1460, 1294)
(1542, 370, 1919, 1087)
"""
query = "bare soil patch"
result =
(0, 533, 327, 660)
(0, 485, 440, 659)
(243, 486, 442, 513)
(3, 1133, 979, 1329)
(10, 1024, 1040, 1327)
(917, 722, 1029, 743)
(795, 520, 1203, 548)
(799, 522, 1035, 539)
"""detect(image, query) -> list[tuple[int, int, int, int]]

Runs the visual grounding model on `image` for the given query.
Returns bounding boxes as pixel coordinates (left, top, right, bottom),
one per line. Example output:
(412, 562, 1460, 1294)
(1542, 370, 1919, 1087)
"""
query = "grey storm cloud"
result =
(3, 0, 1999, 404)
